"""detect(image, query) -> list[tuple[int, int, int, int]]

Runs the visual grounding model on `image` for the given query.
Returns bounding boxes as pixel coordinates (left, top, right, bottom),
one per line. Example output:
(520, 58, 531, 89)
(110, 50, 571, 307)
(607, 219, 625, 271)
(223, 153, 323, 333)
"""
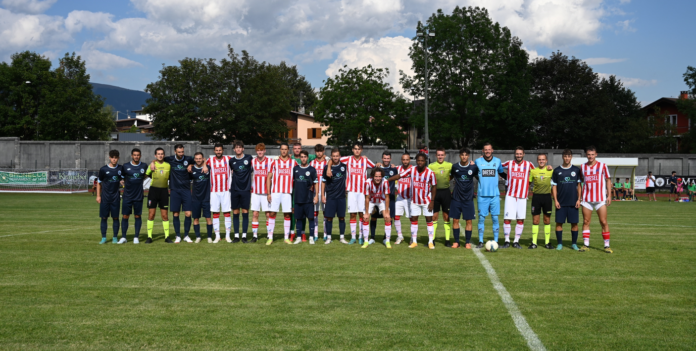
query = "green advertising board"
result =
(0, 171, 48, 185)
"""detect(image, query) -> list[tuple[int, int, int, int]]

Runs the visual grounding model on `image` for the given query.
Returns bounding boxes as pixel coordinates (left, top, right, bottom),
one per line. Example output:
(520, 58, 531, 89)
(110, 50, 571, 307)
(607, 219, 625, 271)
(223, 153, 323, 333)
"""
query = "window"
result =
(307, 128, 322, 139)
(666, 115, 678, 134)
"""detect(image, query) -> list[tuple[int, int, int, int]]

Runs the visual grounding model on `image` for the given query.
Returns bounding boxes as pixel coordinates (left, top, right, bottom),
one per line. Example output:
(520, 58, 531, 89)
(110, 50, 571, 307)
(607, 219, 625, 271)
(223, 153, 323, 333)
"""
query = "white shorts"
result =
(314, 201, 325, 212)
(250, 193, 271, 212)
(270, 193, 293, 213)
(395, 196, 411, 217)
(210, 191, 231, 213)
(504, 196, 527, 220)
(409, 203, 433, 217)
(367, 202, 386, 215)
(581, 201, 606, 211)
(347, 191, 365, 214)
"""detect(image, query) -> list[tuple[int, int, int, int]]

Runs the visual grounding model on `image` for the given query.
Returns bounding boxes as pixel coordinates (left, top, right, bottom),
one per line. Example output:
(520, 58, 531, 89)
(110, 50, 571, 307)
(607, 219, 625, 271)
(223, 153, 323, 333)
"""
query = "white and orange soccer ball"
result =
(485, 240, 499, 252)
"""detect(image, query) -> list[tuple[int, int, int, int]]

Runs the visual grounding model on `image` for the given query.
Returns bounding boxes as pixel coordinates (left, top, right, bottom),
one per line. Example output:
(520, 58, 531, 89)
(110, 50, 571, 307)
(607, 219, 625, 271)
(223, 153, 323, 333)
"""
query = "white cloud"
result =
(65, 11, 114, 33)
(616, 19, 636, 32)
(584, 57, 627, 65)
(1, 0, 56, 14)
(598, 73, 656, 87)
(0, 8, 71, 58)
(78, 49, 143, 70)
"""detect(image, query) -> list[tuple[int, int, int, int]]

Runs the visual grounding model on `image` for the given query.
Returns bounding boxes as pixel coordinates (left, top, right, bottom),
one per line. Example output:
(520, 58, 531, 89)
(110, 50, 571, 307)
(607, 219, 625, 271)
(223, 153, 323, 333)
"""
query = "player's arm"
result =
(576, 180, 582, 208)
(266, 171, 273, 203)
(322, 177, 328, 204)
(96, 174, 103, 203)
(363, 189, 371, 222)
(552, 184, 560, 209)
(606, 176, 612, 206)
(384, 186, 391, 216)
(428, 185, 437, 212)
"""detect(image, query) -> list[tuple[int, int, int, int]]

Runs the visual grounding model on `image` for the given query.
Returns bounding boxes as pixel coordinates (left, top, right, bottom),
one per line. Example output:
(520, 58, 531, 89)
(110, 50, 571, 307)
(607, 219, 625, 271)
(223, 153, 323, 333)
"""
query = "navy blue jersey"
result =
(451, 162, 479, 202)
(378, 165, 398, 196)
(98, 164, 122, 203)
(324, 163, 347, 200)
(551, 165, 583, 207)
(121, 162, 148, 201)
(230, 154, 254, 192)
(293, 165, 318, 204)
(164, 155, 194, 190)
(190, 165, 211, 202)
(669, 176, 678, 186)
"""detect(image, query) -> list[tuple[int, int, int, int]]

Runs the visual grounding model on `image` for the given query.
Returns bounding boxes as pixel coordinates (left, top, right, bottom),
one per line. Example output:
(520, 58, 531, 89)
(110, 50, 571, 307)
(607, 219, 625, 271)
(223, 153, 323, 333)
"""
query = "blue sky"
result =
(1, 0, 694, 105)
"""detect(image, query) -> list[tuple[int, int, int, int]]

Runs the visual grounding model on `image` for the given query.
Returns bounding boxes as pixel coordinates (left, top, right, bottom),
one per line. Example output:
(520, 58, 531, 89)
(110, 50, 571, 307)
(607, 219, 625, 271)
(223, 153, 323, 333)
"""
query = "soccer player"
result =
(310, 144, 328, 241)
(688, 180, 696, 202)
(96, 150, 122, 244)
(474, 143, 507, 248)
(153, 144, 194, 243)
(669, 171, 678, 202)
(291, 142, 316, 240)
(388, 153, 437, 249)
(613, 178, 622, 200)
(292, 150, 318, 244)
(362, 168, 392, 248)
(190, 152, 212, 243)
(624, 177, 633, 200)
(120, 148, 148, 244)
(323, 148, 348, 244)
(529, 153, 554, 249)
(579, 146, 613, 253)
(449, 148, 478, 248)
(146, 148, 171, 243)
(646, 171, 657, 201)
(428, 147, 453, 247)
(371, 151, 398, 245)
(328, 143, 374, 244)
(501, 147, 535, 249)
(229, 140, 253, 243)
(393, 153, 413, 244)
(250, 143, 273, 244)
(207, 143, 232, 243)
(267, 143, 298, 244)
(551, 149, 583, 250)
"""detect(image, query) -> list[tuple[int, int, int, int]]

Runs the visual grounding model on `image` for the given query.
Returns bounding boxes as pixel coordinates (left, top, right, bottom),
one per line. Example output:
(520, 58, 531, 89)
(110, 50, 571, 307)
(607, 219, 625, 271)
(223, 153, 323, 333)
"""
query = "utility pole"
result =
(416, 30, 435, 156)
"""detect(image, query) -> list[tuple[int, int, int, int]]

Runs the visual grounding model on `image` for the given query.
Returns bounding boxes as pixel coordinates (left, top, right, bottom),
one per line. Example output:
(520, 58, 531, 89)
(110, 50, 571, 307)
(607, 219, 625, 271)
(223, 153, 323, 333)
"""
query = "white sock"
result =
(362, 221, 370, 241)
(252, 221, 258, 237)
(514, 223, 523, 243)
(427, 222, 434, 243)
(235, 233, 240, 238)
(242, 233, 246, 238)
(411, 222, 418, 243)
(394, 216, 402, 236)
(284, 218, 291, 239)
(314, 212, 319, 237)
(385, 223, 392, 240)
(267, 218, 276, 239)
(224, 216, 231, 236)
(350, 220, 357, 239)
(323, 217, 327, 236)
(213, 216, 220, 235)
(504, 222, 511, 242)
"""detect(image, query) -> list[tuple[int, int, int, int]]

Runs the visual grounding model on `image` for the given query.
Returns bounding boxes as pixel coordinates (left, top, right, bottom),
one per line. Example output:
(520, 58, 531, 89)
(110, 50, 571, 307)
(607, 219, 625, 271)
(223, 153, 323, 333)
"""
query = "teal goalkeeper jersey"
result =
(475, 156, 505, 197)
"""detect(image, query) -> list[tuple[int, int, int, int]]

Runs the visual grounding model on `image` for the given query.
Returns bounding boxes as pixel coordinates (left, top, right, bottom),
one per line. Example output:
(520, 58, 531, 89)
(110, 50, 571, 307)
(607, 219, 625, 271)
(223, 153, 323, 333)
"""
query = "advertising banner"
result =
(0, 171, 48, 185)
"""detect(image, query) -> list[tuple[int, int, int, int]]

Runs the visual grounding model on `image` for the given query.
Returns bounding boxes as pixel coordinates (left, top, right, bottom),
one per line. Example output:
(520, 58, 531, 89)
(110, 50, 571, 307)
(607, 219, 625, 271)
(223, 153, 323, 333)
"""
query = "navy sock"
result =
(121, 218, 129, 239)
(134, 217, 142, 238)
(194, 224, 201, 238)
(370, 220, 377, 240)
(453, 228, 460, 243)
(173, 216, 181, 237)
(242, 212, 249, 234)
(184, 216, 192, 237)
(296, 218, 305, 234)
(207, 224, 213, 238)
(233, 213, 240, 234)
(326, 220, 333, 236)
(571, 230, 579, 245)
(101, 218, 107, 238)
(308, 218, 315, 238)
(112, 219, 119, 239)
(556, 230, 563, 245)
(465, 230, 472, 244)
(339, 219, 346, 235)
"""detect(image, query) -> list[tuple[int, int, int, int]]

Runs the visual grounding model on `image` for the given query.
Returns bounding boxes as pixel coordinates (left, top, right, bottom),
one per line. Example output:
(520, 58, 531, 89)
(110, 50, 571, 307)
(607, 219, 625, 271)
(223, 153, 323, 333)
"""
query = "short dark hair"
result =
(293, 142, 302, 148)
(672, 171, 677, 174)
(537, 153, 547, 159)
(482, 142, 493, 149)
(382, 151, 391, 157)
(436, 147, 446, 153)
(214, 143, 224, 150)
(352, 142, 363, 150)
(648, 171, 652, 174)
(280, 143, 289, 149)
(233, 140, 244, 148)
(174, 143, 184, 150)
(402, 152, 411, 158)
(371, 168, 385, 178)
(416, 153, 427, 160)
(109, 150, 119, 158)
(299, 150, 309, 157)
(131, 148, 141, 155)
(459, 148, 470, 156)
(314, 144, 325, 152)
(585, 145, 597, 153)
(515, 146, 524, 153)
(155, 147, 164, 155)
(562, 149, 573, 156)
(331, 148, 341, 155)
(194, 152, 204, 158)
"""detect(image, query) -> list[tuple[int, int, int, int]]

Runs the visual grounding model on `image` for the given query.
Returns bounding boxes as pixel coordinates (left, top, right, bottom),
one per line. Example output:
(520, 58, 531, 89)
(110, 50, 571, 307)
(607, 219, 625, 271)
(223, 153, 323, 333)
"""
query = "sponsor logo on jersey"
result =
(482, 169, 496, 177)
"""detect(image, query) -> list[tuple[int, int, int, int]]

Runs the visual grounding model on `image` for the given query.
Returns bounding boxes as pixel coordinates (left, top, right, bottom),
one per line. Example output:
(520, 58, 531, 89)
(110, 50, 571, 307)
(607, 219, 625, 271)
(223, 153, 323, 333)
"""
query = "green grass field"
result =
(0, 193, 694, 350)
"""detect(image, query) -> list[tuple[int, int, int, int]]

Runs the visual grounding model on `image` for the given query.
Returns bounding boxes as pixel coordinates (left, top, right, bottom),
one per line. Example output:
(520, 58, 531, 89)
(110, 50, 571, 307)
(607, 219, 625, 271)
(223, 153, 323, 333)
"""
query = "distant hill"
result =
(91, 83, 151, 120)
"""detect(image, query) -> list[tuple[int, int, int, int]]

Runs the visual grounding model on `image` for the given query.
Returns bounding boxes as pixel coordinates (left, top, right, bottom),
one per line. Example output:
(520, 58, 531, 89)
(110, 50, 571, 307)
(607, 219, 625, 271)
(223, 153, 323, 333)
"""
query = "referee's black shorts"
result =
(531, 193, 552, 216)
(433, 190, 452, 213)
(147, 186, 169, 209)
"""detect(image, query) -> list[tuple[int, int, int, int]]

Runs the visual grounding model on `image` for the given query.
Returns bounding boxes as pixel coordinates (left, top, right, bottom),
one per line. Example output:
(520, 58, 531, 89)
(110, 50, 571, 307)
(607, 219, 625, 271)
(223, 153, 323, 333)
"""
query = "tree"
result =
(400, 6, 533, 149)
(0, 51, 114, 141)
(315, 65, 408, 148)
(145, 46, 294, 144)
(277, 62, 317, 113)
(599, 75, 652, 153)
(677, 66, 696, 153)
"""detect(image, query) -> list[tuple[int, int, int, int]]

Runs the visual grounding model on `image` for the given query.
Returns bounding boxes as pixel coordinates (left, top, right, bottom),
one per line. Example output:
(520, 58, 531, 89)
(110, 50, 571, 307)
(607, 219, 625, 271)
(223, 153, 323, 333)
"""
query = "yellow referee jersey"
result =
(529, 167, 553, 194)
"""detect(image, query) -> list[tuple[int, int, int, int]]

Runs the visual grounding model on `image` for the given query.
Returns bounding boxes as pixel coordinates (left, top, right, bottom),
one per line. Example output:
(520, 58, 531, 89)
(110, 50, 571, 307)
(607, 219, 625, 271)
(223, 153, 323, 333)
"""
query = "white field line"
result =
(0, 227, 91, 239)
(473, 248, 546, 351)
(609, 222, 696, 228)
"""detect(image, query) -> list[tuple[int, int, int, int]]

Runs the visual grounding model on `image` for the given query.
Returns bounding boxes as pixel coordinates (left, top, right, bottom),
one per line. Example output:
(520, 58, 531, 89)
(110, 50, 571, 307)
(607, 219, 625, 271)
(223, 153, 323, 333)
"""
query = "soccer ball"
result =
(485, 240, 499, 252)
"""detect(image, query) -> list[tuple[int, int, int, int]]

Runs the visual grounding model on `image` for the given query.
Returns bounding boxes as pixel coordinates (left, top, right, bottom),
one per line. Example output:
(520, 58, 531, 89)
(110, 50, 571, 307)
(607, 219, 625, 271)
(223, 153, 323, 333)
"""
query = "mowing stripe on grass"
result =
(473, 248, 546, 351)
(0, 227, 89, 239)
(609, 222, 696, 228)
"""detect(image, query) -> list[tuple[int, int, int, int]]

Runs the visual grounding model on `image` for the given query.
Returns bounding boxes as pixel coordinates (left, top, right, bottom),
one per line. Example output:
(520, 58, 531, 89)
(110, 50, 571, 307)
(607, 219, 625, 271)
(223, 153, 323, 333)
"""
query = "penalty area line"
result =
(473, 248, 546, 351)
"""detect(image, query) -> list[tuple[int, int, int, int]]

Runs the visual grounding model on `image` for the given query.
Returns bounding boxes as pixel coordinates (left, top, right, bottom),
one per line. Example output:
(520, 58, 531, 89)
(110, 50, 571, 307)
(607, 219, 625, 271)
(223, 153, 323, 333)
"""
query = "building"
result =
(285, 110, 330, 145)
(642, 91, 693, 150)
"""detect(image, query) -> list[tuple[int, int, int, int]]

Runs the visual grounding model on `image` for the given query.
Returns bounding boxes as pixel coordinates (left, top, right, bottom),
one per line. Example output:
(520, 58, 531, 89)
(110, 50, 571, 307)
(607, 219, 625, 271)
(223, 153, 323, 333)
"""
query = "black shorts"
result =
(646, 187, 655, 194)
(531, 194, 553, 216)
(231, 189, 251, 210)
(555, 206, 579, 224)
(433, 190, 451, 213)
(671, 186, 677, 194)
(147, 187, 169, 209)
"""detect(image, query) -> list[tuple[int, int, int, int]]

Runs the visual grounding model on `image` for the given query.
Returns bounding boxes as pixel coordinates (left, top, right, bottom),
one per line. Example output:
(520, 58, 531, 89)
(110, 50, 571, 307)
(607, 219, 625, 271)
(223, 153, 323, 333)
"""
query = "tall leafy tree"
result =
(677, 66, 696, 153)
(400, 6, 533, 149)
(315, 65, 408, 148)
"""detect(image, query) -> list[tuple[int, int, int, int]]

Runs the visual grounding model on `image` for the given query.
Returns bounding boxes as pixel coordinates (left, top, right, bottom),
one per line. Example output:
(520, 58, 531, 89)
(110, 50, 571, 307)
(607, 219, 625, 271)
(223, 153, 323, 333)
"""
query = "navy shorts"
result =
(192, 200, 211, 219)
(170, 189, 192, 212)
(555, 206, 579, 224)
(373, 194, 396, 219)
(324, 198, 346, 218)
(450, 199, 475, 220)
(100, 200, 120, 218)
(231, 189, 251, 210)
(294, 202, 315, 220)
(122, 198, 143, 216)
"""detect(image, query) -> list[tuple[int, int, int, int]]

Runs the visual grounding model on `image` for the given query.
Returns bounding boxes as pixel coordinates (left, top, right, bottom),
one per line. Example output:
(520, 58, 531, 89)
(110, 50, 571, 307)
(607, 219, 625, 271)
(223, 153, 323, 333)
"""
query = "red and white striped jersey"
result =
(365, 178, 390, 203)
(396, 165, 413, 199)
(270, 157, 298, 194)
(581, 161, 610, 202)
(251, 156, 273, 194)
(340, 156, 375, 193)
(502, 160, 535, 198)
(399, 166, 436, 205)
(310, 158, 327, 192)
(206, 156, 231, 192)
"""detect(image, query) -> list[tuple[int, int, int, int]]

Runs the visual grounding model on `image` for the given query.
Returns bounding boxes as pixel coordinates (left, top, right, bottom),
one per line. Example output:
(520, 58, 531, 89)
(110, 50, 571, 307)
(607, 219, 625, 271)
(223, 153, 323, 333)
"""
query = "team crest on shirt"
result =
(184, 161, 188, 166)
(341, 167, 345, 171)
(305, 171, 310, 176)
(571, 172, 576, 176)
(118, 170, 121, 175)
(106, 171, 109, 174)
(127, 168, 131, 171)
(468, 170, 472, 175)
(390, 171, 394, 175)
(140, 169, 145, 173)
(244, 160, 248, 165)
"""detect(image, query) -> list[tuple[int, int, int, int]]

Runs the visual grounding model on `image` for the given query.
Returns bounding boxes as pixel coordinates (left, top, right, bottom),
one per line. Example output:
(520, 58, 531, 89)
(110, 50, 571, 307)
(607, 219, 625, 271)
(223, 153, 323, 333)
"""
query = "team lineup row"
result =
(96, 141, 615, 253)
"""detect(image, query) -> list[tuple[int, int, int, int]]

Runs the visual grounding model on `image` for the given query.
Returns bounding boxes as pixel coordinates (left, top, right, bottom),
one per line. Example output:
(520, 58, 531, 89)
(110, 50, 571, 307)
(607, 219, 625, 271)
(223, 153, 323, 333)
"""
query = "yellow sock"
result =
(532, 225, 539, 245)
(162, 221, 170, 238)
(544, 224, 551, 245)
(444, 221, 451, 240)
(147, 220, 154, 238)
